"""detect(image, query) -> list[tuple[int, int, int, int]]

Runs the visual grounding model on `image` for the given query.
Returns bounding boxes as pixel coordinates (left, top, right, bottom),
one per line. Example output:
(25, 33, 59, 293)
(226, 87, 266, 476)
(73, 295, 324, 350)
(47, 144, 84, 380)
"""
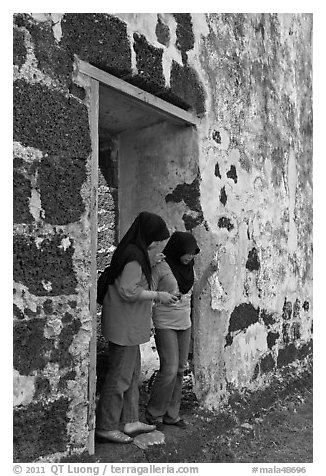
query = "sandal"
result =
(95, 430, 133, 444)
(163, 419, 187, 429)
(145, 412, 165, 431)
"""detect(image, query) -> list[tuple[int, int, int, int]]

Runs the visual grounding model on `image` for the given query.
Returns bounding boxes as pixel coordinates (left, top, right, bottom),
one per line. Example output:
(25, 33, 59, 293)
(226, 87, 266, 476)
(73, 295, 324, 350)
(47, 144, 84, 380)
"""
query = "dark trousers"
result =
(96, 342, 140, 431)
(147, 327, 191, 423)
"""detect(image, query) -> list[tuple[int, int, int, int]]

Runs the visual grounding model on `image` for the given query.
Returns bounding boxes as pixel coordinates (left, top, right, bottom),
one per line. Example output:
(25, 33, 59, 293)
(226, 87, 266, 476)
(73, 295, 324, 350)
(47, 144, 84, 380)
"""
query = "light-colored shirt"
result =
(151, 260, 192, 330)
(101, 261, 152, 346)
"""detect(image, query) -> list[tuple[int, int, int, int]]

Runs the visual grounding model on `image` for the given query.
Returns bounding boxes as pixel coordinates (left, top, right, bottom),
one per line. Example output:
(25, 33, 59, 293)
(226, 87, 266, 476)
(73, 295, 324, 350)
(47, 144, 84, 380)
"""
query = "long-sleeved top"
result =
(101, 261, 152, 346)
(151, 260, 192, 330)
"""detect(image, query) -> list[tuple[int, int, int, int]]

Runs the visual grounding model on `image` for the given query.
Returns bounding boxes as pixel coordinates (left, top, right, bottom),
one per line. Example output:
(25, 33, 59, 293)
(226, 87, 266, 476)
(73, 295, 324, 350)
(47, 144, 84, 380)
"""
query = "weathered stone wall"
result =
(13, 12, 312, 460)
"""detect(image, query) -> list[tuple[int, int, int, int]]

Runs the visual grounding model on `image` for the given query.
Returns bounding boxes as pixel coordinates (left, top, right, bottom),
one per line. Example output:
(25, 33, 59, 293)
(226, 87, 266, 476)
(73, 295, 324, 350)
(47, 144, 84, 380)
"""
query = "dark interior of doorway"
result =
(95, 82, 171, 396)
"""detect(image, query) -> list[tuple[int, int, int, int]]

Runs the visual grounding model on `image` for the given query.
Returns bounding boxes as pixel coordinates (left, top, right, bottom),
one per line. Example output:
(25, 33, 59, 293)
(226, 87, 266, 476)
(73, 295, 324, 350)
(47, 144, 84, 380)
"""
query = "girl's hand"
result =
(157, 291, 178, 305)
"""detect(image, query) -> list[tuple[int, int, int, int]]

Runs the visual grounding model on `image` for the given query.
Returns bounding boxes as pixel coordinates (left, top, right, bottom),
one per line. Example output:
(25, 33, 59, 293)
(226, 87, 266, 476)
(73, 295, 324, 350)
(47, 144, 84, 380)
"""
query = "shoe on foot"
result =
(163, 419, 188, 429)
(124, 421, 156, 437)
(95, 429, 133, 444)
(145, 412, 165, 431)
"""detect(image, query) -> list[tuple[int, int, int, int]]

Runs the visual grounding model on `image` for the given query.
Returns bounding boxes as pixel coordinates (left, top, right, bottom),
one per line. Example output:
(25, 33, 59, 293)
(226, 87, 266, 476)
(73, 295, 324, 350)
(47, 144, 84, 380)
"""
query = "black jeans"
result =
(96, 342, 140, 431)
(147, 327, 191, 423)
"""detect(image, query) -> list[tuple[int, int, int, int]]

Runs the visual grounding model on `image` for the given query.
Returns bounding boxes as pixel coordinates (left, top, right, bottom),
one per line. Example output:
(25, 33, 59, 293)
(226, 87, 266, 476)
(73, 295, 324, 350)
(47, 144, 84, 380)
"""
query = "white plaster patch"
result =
(287, 150, 298, 253)
(28, 188, 44, 222)
(13, 369, 35, 406)
(31, 13, 50, 22)
(59, 237, 71, 251)
(224, 322, 268, 386)
(34, 237, 45, 249)
(44, 316, 63, 338)
(42, 281, 53, 292)
(51, 14, 64, 42)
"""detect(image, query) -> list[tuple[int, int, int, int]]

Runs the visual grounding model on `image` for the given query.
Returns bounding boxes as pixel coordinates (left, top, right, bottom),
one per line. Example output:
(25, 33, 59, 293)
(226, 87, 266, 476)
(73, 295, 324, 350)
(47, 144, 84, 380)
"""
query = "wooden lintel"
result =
(77, 59, 198, 127)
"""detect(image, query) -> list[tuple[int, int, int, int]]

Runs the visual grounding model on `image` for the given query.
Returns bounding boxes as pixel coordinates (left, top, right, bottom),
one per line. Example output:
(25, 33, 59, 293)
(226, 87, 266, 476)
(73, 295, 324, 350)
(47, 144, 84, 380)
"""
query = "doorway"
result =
(78, 60, 198, 454)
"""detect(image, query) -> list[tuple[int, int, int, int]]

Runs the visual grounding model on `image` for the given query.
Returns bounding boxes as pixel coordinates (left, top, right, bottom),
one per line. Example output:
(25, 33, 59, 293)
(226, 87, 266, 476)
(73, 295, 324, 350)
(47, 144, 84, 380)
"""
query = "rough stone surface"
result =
(13, 12, 312, 461)
(132, 430, 165, 450)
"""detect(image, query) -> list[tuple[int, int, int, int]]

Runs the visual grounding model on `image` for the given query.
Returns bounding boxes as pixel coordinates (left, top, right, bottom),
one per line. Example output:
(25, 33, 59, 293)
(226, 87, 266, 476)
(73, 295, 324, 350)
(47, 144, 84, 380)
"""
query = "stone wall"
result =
(13, 12, 312, 461)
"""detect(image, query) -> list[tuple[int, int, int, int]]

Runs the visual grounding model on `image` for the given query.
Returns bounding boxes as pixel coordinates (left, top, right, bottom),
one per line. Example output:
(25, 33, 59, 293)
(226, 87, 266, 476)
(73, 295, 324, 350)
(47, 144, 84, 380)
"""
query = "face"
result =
(180, 253, 196, 265)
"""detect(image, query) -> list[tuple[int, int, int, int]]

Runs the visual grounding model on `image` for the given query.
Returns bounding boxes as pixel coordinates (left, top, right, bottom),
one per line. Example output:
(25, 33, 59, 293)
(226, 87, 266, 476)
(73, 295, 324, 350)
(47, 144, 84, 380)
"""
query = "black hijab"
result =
(163, 231, 200, 294)
(106, 211, 170, 287)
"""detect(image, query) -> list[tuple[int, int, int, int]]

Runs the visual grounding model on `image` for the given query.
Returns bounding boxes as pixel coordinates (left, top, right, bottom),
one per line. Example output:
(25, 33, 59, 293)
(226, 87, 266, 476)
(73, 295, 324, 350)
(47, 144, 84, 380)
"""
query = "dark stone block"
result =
(34, 377, 51, 399)
(50, 319, 82, 369)
(303, 300, 310, 311)
(282, 298, 292, 320)
(212, 130, 222, 144)
(155, 88, 191, 110)
(133, 33, 165, 92)
(13, 232, 78, 296)
(260, 353, 276, 373)
(214, 161, 221, 178)
(13, 170, 33, 224)
(13, 80, 91, 158)
(13, 398, 69, 462)
(182, 212, 204, 231)
(13, 304, 25, 320)
(292, 322, 301, 341)
(43, 299, 53, 315)
(24, 308, 39, 318)
(58, 370, 77, 391)
(297, 340, 312, 360)
(61, 13, 131, 77)
(246, 247, 260, 271)
(156, 15, 170, 46)
(13, 319, 53, 375)
(293, 298, 301, 318)
(170, 60, 206, 116)
(252, 363, 260, 380)
(225, 333, 233, 347)
(38, 156, 86, 225)
(228, 303, 260, 334)
(260, 309, 276, 326)
(282, 322, 291, 344)
(267, 331, 279, 349)
(218, 216, 234, 232)
(26, 20, 73, 84)
(277, 343, 298, 367)
(173, 13, 195, 63)
(68, 83, 86, 101)
(220, 186, 227, 206)
(226, 164, 238, 183)
(13, 27, 27, 67)
(62, 312, 74, 324)
(165, 175, 202, 213)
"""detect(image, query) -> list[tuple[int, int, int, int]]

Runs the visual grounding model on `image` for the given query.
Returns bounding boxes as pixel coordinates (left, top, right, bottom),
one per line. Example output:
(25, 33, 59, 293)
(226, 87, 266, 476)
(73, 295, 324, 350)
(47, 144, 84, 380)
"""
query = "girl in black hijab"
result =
(96, 212, 178, 444)
(146, 231, 200, 430)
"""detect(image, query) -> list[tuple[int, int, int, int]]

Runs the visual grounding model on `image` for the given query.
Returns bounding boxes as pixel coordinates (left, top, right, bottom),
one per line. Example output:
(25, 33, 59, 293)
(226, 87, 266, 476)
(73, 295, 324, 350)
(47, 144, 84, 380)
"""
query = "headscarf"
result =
(163, 231, 200, 294)
(106, 211, 170, 287)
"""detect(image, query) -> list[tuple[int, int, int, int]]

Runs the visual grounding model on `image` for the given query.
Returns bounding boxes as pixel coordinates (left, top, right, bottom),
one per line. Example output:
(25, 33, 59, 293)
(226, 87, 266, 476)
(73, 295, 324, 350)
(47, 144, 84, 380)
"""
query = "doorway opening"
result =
(78, 60, 198, 454)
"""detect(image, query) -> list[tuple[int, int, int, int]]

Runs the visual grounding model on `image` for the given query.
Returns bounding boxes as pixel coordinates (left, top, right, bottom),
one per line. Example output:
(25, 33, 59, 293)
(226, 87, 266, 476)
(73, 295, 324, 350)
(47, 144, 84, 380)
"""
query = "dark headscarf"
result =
(163, 231, 200, 294)
(106, 211, 170, 287)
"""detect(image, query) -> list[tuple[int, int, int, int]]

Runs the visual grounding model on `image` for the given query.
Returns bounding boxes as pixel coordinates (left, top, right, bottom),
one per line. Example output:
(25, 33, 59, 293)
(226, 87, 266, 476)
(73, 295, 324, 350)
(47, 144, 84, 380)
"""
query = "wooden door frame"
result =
(77, 58, 198, 455)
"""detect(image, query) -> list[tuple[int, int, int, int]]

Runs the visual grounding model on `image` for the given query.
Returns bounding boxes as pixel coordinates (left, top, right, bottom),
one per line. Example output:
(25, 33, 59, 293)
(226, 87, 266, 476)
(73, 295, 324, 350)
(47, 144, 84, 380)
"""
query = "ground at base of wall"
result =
(62, 363, 312, 464)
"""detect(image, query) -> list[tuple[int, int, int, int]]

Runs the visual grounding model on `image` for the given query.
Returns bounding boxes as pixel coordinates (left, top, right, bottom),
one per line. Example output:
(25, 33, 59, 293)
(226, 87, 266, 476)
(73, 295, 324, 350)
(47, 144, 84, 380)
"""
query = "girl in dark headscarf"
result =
(96, 212, 178, 444)
(146, 231, 200, 430)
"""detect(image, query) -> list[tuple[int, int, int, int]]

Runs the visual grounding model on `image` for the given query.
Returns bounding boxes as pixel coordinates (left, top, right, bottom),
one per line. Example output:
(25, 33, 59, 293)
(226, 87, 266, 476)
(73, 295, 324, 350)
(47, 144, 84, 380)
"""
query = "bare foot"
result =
(124, 421, 156, 436)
